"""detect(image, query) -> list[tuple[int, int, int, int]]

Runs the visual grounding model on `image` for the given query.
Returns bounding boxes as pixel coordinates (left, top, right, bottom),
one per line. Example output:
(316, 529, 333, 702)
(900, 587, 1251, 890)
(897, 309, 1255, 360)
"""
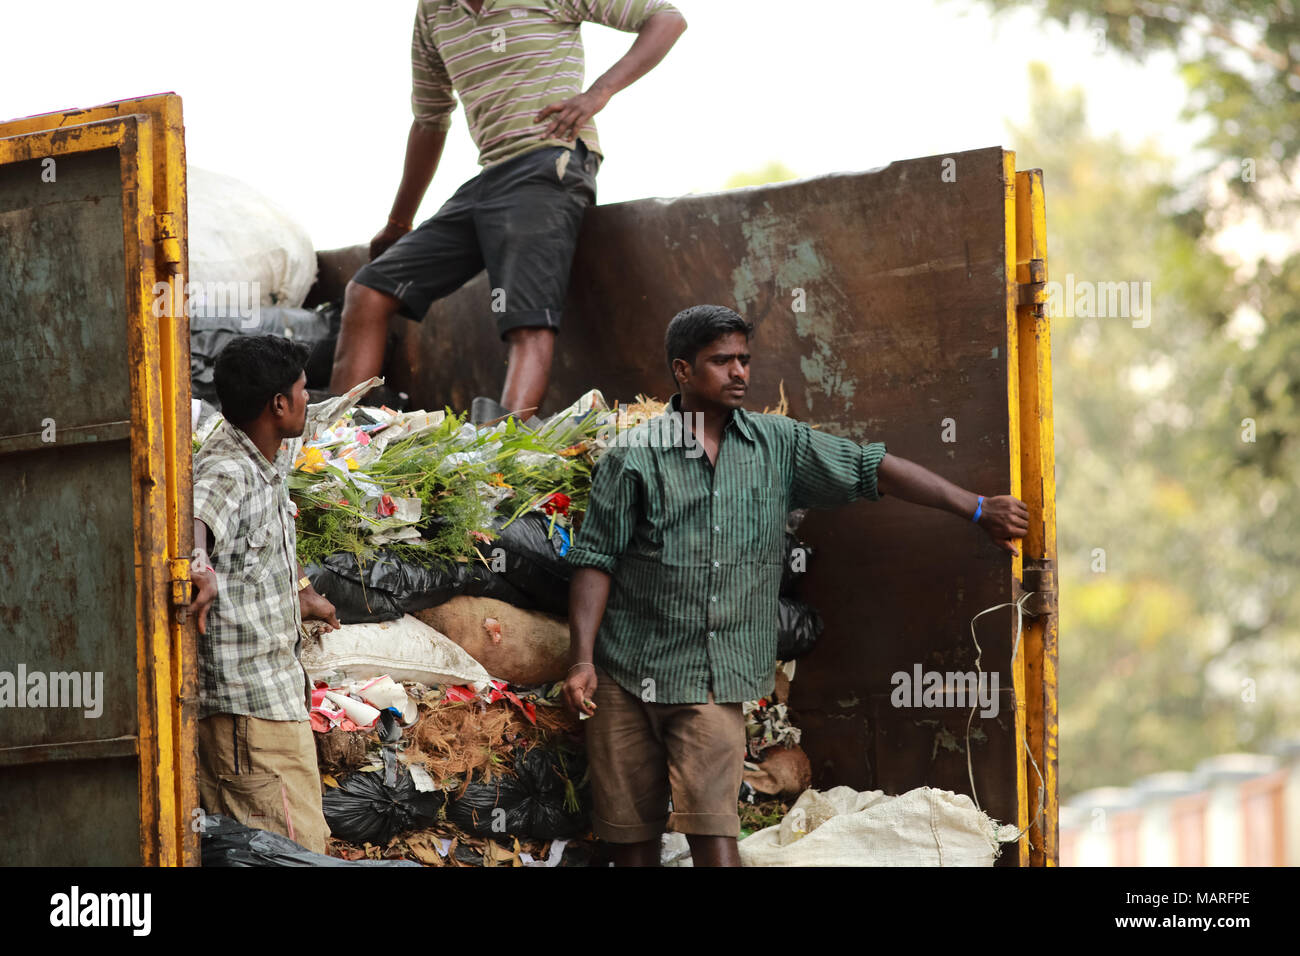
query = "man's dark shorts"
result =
(352, 139, 599, 339)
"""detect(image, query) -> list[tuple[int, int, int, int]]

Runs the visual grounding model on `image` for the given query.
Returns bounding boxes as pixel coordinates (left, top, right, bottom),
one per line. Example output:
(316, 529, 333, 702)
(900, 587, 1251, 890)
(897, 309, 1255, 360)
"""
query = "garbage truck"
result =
(0, 94, 1059, 866)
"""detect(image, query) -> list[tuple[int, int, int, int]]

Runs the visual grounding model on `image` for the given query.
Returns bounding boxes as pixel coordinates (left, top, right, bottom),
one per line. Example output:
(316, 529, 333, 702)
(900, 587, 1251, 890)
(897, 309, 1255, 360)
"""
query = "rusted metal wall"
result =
(0, 97, 195, 866)
(0, 149, 143, 864)
(314, 145, 1030, 851)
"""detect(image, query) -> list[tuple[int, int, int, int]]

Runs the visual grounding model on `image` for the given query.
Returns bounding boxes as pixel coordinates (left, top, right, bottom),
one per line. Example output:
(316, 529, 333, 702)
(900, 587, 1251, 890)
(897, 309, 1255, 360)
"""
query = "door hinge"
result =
(169, 556, 193, 609)
(155, 212, 182, 268)
(1016, 557, 1056, 617)
(1017, 258, 1047, 317)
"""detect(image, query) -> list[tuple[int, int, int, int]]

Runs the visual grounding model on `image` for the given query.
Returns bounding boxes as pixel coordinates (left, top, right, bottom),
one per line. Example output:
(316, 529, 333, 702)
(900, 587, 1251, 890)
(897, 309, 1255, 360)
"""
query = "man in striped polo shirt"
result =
(565, 305, 1029, 866)
(330, 0, 687, 422)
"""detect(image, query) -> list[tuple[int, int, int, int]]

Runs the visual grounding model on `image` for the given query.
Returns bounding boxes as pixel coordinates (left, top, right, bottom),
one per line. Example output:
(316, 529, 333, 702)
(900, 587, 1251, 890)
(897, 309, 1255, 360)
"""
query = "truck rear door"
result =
(0, 95, 196, 866)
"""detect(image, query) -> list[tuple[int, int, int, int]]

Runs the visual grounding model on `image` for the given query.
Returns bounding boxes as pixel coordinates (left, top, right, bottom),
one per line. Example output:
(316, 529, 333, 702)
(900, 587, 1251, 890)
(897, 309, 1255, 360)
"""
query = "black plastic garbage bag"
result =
(190, 305, 335, 403)
(308, 549, 533, 624)
(445, 746, 588, 840)
(200, 812, 417, 867)
(780, 532, 815, 596)
(322, 767, 446, 846)
(777, 596, 823, 660)
(301, 301, 342, 390)
(482, 512, 573, 616)
(307, 550, 470, 624)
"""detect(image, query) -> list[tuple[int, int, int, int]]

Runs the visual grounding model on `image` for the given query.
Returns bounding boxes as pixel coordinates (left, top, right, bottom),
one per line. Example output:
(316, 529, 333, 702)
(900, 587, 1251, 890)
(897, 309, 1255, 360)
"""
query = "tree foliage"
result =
(1003, 59, 1300, 796)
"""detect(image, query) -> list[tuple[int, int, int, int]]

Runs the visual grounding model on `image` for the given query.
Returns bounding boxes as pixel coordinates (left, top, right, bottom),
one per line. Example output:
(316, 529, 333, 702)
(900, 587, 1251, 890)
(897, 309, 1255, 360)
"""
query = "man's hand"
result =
(190, 566, 217, 635)
(300, 589, 341, 631)
(563, 662, 598, 718)
(978, 495, 1030, 556)
(369, 221, 410, 261)
(538, 90, 609, 142)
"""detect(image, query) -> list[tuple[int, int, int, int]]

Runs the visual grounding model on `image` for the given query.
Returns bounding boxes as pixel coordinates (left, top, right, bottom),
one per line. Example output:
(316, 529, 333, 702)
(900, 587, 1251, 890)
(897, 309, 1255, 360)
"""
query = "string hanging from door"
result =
(964, 590, 1047, 847)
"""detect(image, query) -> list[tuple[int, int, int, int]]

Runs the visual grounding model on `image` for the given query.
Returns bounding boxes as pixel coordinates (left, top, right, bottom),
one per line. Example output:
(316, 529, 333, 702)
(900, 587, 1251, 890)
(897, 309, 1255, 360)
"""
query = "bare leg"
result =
(499, 326, 556, 418)
(610, 836, 662, 867)
(685, 834, 741, 867)
(329, 280, 401, 394)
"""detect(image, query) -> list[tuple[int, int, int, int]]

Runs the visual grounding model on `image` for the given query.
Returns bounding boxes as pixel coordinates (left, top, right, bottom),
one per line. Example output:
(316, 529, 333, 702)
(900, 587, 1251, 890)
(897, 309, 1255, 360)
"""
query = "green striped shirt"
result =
(411, 0, 679, 167)
(568, 394, 888, 704)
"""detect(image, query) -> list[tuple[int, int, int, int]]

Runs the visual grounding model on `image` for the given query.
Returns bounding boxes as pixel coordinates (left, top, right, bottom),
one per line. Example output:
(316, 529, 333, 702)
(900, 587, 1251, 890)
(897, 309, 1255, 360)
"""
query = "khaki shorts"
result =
(198, 713, 330, 854)
(585, 667, 745, 843)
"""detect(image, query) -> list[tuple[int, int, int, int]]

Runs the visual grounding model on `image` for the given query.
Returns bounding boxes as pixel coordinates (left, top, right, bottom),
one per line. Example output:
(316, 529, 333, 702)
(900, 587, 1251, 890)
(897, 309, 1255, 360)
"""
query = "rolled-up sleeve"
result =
(193, 456, 247, 550)
(554, 0, 681, 30)
(567, 449, 639, 573)
(788, 420, 887, 510)
(411, 6, 457, 130)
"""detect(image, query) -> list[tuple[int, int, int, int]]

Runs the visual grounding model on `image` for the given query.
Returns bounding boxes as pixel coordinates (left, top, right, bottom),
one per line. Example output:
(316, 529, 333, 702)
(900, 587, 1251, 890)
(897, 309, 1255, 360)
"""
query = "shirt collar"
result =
(213, 418, 283, 486)
(667, 392, 756, 444)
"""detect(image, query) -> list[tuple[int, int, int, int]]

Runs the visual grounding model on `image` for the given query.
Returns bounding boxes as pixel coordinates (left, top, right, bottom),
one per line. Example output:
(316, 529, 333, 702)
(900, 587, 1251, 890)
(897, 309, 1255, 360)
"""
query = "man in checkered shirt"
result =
(189, 335, 346, 853)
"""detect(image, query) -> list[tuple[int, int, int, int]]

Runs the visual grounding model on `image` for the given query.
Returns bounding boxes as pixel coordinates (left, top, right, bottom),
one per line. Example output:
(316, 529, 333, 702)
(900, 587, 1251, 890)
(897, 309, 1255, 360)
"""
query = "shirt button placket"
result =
(707, 482, 721, 649)
(707, 481, 728, 655)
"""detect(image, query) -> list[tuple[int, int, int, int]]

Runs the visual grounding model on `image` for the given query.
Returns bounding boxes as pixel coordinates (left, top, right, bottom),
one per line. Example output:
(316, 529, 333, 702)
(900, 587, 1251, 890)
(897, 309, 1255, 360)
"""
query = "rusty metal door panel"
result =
(314, 144, 1057, 864)
(0, 98, 195, 866)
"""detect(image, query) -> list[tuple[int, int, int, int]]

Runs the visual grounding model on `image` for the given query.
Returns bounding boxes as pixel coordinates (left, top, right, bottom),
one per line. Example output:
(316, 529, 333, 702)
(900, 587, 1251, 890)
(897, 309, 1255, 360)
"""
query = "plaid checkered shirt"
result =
(191, 392, 366, 721)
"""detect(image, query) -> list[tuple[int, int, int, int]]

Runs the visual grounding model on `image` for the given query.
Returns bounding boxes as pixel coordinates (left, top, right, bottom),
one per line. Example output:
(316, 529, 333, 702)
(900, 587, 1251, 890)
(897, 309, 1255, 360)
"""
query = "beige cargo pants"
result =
(198, 713, 330, 854)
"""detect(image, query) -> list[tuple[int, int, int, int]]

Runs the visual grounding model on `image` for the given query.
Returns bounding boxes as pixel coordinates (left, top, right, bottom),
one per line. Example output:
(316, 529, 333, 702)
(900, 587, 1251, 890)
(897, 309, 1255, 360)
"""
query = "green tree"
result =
(723, 161, 799, 190)
(1006, 61, 1300, 796)
(976, 0, 1300, 213)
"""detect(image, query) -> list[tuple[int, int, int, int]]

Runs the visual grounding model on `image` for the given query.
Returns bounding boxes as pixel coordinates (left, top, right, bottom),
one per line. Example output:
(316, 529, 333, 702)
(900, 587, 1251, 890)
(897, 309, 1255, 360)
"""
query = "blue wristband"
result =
(972, 495, 984, 522)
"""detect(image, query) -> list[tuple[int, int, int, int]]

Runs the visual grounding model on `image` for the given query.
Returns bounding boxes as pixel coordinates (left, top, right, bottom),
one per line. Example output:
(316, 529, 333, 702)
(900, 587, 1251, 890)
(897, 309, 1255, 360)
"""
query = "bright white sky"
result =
(1, 0, 1202, 251)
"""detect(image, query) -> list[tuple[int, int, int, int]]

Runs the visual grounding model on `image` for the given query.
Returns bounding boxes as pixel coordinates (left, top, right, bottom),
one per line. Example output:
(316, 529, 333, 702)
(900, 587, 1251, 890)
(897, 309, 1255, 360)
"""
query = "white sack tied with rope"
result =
(738, 785, 1014, 866)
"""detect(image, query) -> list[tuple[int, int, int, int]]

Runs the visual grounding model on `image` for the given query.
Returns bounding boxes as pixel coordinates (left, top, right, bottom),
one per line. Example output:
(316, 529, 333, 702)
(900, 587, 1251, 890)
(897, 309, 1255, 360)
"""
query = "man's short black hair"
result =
(214, 334, 310, 426)
(665, 304, 754, 380)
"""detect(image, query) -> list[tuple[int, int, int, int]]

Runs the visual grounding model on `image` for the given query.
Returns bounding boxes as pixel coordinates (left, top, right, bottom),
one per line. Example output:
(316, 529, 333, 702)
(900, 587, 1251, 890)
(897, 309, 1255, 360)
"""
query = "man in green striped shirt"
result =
(330, 0, 687, 423)
(564, 304, 1029, 866)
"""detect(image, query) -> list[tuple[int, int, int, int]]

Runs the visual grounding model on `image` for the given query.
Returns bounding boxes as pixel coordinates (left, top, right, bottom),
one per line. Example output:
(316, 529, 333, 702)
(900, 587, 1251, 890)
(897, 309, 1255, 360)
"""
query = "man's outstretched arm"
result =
(877, 453, 1029, 555)
(539, 8, 688, 140)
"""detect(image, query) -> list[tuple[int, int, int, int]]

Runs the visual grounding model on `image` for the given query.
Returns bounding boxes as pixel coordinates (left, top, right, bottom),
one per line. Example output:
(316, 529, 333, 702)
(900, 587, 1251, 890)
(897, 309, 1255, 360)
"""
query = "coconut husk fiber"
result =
(403, 697, 580, 795)
(414, 596, 570, 685)
(315, 728, 372, 774)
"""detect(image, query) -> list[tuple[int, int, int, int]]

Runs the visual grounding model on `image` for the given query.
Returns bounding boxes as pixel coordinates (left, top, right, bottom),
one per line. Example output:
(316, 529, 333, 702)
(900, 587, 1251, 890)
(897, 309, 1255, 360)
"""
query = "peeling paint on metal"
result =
(730, 217, 859, 416)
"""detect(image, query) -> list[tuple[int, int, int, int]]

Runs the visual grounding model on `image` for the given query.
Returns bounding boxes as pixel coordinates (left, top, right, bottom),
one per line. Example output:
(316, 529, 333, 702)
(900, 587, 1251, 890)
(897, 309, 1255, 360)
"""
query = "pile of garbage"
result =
(193, 368, 828, 865)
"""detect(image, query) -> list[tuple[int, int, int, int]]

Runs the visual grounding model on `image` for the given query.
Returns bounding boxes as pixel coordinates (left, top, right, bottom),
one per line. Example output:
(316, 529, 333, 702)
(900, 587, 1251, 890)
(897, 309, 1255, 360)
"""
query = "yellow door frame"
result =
(1003, 152, 1059, 866)
(0, 95, 195, 866)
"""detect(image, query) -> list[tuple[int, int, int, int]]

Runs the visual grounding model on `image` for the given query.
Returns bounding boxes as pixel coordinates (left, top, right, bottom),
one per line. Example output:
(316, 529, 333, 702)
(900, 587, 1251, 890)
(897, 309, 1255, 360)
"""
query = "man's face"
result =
(273, 372, 310, 438)
(678, 331, 751, 409)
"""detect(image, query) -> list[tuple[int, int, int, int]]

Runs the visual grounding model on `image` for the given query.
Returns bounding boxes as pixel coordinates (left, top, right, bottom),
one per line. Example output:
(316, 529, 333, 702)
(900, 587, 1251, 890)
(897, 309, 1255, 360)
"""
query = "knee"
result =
(504, 326, 557, 349)
(343, 280, 398, 319)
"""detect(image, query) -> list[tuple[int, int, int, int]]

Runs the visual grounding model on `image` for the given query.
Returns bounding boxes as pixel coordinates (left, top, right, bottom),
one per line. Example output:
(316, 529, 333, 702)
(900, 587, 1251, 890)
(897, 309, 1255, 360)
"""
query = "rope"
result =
(964, 590, 1048, 846)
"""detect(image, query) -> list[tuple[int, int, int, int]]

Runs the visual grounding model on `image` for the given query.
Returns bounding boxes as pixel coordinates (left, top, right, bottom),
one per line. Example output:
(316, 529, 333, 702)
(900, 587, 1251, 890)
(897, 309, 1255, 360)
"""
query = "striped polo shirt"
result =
(568, 393, 888, 704)
(411, 0, 679, 167)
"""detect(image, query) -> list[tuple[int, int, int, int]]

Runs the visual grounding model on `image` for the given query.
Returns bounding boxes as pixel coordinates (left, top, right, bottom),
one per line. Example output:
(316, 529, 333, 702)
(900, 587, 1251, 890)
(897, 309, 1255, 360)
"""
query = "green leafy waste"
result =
(288, 405, 603, 570)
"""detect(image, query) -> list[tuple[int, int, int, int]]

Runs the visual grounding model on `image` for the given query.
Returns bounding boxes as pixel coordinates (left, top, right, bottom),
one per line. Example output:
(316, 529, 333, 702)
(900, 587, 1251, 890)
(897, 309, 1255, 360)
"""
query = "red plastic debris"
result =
(541, 492, 570, 517)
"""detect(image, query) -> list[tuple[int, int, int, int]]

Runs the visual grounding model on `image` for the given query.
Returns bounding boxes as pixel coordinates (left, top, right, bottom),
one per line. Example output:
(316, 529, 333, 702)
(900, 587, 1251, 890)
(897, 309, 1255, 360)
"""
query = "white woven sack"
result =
(739, 785, 1003, 866)
(188, 167, 317, 310)
(301, 614, 492, 692)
